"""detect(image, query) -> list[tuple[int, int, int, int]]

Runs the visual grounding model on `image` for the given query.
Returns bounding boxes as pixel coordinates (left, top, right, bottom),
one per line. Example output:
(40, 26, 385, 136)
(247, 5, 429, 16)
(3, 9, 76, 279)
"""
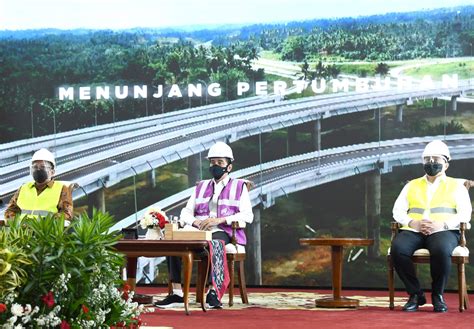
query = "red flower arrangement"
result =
(140, 207, 168, 229)
(81, 304, 89, 314)
(122, 283, 131, 300)
(41, 291, 55, 308)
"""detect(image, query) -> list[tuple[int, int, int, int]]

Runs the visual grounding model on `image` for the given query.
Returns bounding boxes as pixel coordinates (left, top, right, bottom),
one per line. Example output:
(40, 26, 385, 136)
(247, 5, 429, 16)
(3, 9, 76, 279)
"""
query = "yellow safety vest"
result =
(16, 181, 64, 218)
(402, 176, 458, 229)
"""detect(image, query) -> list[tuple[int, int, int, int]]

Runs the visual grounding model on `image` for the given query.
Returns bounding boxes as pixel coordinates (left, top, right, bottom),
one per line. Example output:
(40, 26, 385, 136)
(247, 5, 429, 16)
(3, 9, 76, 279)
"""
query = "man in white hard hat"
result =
(155, 141, 253, 309)
(391, 140, 471, 312)
(4, 148, 73, 222)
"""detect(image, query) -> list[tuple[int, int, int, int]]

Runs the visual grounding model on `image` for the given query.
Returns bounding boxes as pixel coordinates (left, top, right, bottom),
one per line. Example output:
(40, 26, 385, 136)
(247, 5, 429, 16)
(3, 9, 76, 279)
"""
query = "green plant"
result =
(0, 211, 144, 328)
(0, 222, 32, 298)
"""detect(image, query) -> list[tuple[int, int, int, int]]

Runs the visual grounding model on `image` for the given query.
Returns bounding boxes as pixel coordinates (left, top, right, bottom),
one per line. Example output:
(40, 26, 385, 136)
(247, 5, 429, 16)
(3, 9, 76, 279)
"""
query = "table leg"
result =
(182, 252, 193, 315)
(332, 245, 342, 300)
(124, 256, 154, 304)
(197, 253, 210, 311)
(315, 245, 359, 308)
(126, 256, 138, 290)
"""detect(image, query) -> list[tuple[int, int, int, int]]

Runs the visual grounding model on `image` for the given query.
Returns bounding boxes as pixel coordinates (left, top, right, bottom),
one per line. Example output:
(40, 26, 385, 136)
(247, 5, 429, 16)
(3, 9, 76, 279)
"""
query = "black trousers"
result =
(168, 231, 231, 284)
(391, 230, 459, 296)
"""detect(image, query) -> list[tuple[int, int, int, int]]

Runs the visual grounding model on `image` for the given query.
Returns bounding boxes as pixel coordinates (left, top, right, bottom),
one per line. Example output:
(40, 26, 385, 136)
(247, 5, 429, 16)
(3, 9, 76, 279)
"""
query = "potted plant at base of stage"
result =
(0, 211, 145, 328)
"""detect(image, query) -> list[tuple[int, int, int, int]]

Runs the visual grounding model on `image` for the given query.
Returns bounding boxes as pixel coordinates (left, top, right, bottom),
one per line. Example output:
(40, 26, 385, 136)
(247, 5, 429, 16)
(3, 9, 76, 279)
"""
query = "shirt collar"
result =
(423, 173, 447, 184)
(28, 179, 55, 189)
(213, 175, 230, 187)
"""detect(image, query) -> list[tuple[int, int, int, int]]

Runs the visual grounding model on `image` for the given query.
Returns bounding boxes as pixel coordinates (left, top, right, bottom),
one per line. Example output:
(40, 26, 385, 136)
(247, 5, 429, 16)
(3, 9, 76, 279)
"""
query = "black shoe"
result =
(402, 292, 426, 312)
(132, 293, 154, 304)
(206, 289, 222, 309)
(432, 294, 448, 313)
(154, 294, 184, 308)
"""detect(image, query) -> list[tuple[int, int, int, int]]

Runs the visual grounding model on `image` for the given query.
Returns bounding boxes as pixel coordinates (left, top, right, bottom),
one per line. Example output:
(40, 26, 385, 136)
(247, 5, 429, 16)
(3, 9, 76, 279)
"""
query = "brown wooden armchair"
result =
(185, 221, 250, 307)
(387, 222, 470, 312)
(225, 221, 249, 306)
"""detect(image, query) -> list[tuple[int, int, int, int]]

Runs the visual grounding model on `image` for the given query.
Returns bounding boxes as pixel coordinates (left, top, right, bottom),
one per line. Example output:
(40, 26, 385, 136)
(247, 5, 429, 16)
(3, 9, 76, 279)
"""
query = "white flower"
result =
(140, 207, 168, 229)
(7, 315, 18, 325)
(5, 293, 17, 304)
(10, 304, 24, 316)
(21, 315, 32, 324)
(23, 304, 32, 315)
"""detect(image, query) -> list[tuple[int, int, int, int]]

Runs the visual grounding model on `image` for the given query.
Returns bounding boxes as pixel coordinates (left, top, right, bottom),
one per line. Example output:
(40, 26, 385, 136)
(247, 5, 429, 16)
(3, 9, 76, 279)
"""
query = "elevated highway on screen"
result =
(112, 134, 474, 231)
(1, 81, 473, 210)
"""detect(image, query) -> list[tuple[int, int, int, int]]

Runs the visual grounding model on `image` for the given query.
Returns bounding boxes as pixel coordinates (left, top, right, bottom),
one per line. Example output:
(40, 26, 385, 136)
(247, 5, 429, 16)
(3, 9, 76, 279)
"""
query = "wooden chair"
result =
(61, 180, 78, 191)
(225, 221, 249, 306)
(387, 222, 470, 312)
(177, 221, 249, 307)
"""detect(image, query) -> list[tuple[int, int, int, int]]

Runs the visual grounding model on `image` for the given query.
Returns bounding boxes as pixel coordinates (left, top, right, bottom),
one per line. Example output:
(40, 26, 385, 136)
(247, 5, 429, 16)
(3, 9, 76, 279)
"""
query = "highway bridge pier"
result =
(365, 169, 381, 258)
(188, 153, 202, 186)
(311, 119, 322, 152)
(246, 205, 263, 285)
(88, 188, 106, 215)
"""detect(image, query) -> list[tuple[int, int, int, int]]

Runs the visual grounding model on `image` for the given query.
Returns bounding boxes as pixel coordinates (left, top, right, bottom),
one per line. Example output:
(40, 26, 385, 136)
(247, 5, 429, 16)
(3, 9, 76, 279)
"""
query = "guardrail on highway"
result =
(109, 134, 474, 231)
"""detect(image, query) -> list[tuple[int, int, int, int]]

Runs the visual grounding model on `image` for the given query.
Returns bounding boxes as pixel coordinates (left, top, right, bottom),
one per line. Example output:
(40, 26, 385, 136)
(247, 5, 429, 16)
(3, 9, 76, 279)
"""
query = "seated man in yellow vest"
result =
(3, 148, 73, 223)
(392, 140, 472, 313)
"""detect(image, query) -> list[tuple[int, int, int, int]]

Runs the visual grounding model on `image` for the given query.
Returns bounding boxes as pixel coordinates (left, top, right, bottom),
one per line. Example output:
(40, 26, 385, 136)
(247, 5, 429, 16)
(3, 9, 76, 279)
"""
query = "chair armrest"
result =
(231, 221, 240, 246)
(390, 222, 401, 242)
(57, 181, 79, 194)
(464, 180, 474, 190)
(244, 180, 255, 191)
(460, 222, 467, 247)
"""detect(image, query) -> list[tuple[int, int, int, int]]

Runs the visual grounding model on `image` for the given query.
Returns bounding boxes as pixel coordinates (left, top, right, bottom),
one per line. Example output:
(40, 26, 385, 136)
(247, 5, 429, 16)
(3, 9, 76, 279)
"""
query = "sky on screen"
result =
(0, 0, 472, 30)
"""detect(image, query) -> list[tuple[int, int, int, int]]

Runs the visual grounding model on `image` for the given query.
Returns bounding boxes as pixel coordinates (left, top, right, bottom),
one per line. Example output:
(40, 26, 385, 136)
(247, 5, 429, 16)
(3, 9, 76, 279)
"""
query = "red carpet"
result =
(136, 287, 474, 329)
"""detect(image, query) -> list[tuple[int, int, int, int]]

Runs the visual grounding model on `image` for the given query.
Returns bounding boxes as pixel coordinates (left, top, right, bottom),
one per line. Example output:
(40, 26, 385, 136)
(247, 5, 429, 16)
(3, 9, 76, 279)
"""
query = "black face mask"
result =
(423, 163, 443, 177)
(209, 164, 228, 180)
(32, 168, 49, 184)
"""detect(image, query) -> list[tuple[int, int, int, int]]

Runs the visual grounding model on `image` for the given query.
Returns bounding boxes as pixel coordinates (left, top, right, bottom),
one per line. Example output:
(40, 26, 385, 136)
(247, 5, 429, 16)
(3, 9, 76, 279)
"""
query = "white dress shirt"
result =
(392, 174, 472, 232)
(180, 176, 254, 232)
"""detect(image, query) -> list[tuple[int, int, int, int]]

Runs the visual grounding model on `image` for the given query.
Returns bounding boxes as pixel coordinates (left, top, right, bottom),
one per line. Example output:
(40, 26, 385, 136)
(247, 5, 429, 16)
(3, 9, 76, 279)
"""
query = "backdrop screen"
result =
(1, 0, 473, 289)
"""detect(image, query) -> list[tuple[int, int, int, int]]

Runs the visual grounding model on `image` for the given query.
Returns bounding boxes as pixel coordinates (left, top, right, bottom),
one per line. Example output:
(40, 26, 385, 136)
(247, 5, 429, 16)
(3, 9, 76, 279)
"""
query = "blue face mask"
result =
(423, 163, 443, 177)
(209, 164, 228, 180)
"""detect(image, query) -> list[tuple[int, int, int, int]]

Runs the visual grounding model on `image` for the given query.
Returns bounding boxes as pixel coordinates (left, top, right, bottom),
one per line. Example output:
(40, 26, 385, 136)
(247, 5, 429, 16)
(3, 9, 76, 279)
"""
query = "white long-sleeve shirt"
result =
(180, 176, 254, 232)
(392, 174, 472, 231)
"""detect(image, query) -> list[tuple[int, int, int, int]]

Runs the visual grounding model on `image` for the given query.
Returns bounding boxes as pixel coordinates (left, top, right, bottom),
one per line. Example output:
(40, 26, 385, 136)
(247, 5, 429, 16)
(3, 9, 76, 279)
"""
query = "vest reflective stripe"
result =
(408, 207, 457, 215)
(216, 199, 241, 207)
(196, 180, 210, 199)
(431, 207, 457, 214)
(229, 179, 239, 200)
(195, 199, 241, 207)
(408, 208, 424, 214)
(17, 181, 63, 219)
(402, 176, 458, 229)
(20, 209, 55, 217)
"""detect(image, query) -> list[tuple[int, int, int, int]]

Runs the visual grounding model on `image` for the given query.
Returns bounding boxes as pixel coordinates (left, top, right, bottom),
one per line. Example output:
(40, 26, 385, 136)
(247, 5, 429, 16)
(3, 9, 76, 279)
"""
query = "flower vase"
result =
(145, 227, 164, 240)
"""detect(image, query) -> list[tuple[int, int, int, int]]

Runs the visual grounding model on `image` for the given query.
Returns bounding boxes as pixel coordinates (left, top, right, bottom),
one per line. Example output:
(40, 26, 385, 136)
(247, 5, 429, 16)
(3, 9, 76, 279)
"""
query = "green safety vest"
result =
(401, 176, 458, 229)
(16, 181, 64, 218)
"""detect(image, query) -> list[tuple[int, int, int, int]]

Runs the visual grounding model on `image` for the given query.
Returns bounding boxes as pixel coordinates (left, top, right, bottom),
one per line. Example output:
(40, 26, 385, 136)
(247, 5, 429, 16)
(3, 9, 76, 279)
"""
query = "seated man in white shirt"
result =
(155, 142, 253, 309)
(391, 140, 472, 313)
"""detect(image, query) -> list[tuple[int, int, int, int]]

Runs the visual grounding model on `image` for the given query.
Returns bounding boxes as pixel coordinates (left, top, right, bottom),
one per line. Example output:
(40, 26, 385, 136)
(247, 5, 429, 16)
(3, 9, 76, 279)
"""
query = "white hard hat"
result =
(422, 140, 451, 161)
(207, 142, 234, 161)
(31, 148, 56, 168)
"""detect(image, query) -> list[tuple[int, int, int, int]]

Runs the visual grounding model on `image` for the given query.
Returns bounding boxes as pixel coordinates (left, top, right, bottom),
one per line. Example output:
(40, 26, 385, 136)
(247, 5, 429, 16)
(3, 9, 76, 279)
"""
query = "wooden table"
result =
(115, 239, 210, 315)
(299, 238, 374, 308)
